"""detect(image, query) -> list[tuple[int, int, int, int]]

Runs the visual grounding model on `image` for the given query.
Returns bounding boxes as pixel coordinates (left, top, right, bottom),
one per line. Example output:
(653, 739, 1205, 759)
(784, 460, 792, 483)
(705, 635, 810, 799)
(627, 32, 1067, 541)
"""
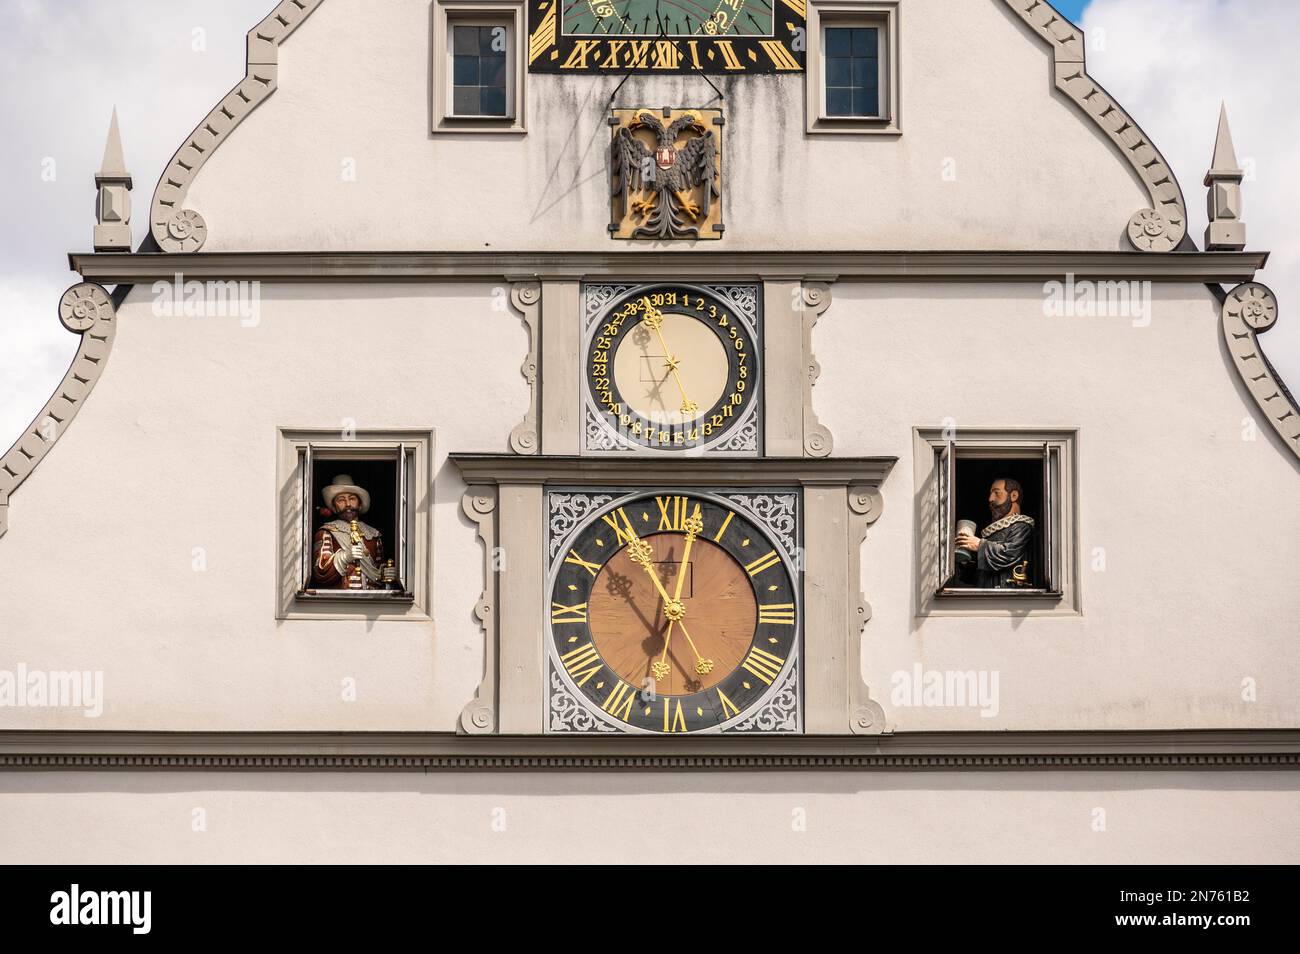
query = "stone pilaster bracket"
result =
(1221, 283, 1299, 459)
(508, 282, 541, 455)
(459, 486, 499, 734)
(801, 282, 834, 457)
(847, 484, 893, 736)
(149, 0, 324, 252)
(0, 283, 119, 540)
(1003, 0, 1188, 252)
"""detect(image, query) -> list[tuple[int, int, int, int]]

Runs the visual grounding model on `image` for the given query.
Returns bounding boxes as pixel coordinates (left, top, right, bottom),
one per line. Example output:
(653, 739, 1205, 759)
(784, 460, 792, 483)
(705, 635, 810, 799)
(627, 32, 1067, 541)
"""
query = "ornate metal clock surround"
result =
(582, 282, 762, 455)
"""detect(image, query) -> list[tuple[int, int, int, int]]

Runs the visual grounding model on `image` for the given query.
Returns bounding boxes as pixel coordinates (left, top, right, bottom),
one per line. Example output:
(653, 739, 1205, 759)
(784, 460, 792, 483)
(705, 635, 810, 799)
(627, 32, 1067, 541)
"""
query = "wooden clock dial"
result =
(549, 492, 800, 734)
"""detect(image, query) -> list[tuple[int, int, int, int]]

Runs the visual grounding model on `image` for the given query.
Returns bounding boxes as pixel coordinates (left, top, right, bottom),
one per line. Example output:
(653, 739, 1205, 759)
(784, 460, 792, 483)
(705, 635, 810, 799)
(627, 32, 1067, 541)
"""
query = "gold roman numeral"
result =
(560, 642, 601, 687)
(600, 507, 637, 547)
(713, 510, 735, 542)
(757, 603, 796, 625)
(655, 495, 691, 532)
(741, 647, 785, 686)
(550, 601, 588, 624)
(662, 698, 688, 733)
(717, 689, 740, 720)
(563, 549, 601, 578)
(601, 681, 636, 720)
(744, 550, 781, 577)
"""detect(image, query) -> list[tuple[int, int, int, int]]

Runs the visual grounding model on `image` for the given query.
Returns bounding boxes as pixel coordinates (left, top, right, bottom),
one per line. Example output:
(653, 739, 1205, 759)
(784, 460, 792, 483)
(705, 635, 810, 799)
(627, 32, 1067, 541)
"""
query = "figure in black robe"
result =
(972, 513, 1035, 588)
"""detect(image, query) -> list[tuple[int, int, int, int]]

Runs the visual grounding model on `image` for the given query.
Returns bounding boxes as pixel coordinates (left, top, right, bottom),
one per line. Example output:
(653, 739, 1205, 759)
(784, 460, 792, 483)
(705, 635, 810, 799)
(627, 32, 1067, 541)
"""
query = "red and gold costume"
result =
(312, 519, 387, 590)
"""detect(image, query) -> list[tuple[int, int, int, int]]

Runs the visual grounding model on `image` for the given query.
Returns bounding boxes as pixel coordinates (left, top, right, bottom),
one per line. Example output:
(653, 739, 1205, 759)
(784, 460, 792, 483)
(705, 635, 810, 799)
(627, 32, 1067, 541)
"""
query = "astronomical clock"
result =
(547, 489, 801, 733)
(583, 283, 761, 454)
(527, 0, 806, 73)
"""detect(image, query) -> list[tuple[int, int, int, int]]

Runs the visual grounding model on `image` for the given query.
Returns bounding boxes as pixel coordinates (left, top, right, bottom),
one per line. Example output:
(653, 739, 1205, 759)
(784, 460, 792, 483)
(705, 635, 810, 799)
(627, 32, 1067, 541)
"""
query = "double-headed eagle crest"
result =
(610, 107, 723, 241)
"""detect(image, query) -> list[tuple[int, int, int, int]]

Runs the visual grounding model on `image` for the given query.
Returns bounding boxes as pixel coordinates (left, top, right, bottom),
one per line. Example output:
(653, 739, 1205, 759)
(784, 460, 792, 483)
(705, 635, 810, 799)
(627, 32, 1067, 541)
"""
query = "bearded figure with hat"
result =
(312, 474, 397, 590)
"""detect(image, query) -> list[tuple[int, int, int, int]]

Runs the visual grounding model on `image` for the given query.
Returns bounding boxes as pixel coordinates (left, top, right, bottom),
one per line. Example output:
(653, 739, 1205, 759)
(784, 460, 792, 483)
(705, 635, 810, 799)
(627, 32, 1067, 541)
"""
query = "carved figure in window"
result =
(954, 478, 1035, 588)
(312, 474, 398, 590)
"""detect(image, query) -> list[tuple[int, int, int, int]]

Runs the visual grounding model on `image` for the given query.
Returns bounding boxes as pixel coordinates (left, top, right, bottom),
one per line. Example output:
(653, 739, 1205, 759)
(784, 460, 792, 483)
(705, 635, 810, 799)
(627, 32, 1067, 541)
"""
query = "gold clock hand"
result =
(641, 298, 698, 415)
(676, 620, 714, 676)
(672, 505, 704, 602)
(654, 506, 710, 681)
(621, 512, 676, 609)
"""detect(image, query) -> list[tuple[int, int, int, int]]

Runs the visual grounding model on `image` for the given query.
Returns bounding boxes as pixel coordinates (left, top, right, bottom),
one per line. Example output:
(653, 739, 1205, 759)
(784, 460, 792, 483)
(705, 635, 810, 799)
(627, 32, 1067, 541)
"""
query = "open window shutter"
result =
(397, 443, 409, 593)
(299, 443, 314, 591)
(1042, 442, 1056, 593)
(935, 442, 954, 591)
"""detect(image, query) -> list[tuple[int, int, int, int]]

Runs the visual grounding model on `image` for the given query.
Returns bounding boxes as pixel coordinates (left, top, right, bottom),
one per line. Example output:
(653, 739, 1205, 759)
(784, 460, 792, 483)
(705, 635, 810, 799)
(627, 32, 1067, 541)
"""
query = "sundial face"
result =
(564, 0, 774, 38)
(526, 0, 805, 73)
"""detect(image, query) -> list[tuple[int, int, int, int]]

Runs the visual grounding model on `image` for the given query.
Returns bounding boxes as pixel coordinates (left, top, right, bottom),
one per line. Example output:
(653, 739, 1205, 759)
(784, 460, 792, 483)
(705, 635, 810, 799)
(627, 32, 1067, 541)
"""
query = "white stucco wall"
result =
(0, 282, 528, 731)
(1, 280, 1295, 733)
(182, 0, 1150, 252)
(1, 769, 1296, 863)
(821, 281, 1300, 730)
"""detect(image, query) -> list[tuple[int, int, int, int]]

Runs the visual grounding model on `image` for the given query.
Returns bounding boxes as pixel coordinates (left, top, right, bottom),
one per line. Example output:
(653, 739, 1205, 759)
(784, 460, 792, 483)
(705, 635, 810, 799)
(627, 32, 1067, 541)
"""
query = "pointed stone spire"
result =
(94, 107, 132, 251)
(96, 107, 130, 183)
(1204, 102, 1245, 251)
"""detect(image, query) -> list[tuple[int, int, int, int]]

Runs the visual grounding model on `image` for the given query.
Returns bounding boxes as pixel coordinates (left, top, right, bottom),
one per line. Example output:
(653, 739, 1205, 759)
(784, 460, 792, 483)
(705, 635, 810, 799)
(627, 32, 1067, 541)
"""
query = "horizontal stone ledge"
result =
(67, 250, 1271, 285)
(450, 454, 896, 486)
(1, 729, 1297, 771)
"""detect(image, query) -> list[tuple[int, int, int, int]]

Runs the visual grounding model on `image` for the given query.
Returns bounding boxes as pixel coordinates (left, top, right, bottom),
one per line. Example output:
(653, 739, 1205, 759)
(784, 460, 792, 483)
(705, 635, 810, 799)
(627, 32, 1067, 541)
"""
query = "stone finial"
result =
(1204, 103, 1245, 251)
(94, 108, 132, 251)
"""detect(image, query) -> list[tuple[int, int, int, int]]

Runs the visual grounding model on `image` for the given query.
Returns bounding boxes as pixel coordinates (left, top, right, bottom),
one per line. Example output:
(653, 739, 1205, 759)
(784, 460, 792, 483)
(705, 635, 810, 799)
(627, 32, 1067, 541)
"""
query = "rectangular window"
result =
(807, 1, 899, 135)
(824, 26, 880, 118)
(915, 428, 1078, 616)
(452, 24, 509, 117)
(432, 2, 526, 133)
(277, 429, 432, 620)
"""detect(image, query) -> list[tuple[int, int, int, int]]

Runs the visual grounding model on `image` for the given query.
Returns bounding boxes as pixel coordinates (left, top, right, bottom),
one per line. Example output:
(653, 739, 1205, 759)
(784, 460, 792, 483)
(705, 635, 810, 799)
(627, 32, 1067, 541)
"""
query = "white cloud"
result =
(1082, 0, 1300, 388)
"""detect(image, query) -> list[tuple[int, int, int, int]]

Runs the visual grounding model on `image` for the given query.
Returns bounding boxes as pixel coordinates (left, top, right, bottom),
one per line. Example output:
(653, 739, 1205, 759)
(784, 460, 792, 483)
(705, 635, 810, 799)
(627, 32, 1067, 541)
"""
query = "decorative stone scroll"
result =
(149, 0, 324, 252)
(0, 284, 118, 540)
(459, 487, 499, 734)
(508, 282, 541, 455)
(1003, 0, 1187, 251)
(1222, 283, 1298, 460)
(802, 282, 834, 458)
(846, 485, 891, 735)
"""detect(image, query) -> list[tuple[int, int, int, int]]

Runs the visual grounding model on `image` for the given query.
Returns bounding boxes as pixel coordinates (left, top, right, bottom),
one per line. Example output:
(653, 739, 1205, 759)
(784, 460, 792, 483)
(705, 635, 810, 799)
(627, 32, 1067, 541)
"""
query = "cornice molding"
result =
(1002, 0, 1189, 252)
(0, 730, 1296, 770)
(68, 250, 1269, 284)
(148, 0, 323, 252)
(449, 454, 896, 486)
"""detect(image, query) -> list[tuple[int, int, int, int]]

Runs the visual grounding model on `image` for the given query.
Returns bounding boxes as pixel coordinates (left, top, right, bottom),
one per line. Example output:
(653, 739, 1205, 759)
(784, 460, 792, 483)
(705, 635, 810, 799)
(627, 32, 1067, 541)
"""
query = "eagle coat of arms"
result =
(609, 107, 723, 241)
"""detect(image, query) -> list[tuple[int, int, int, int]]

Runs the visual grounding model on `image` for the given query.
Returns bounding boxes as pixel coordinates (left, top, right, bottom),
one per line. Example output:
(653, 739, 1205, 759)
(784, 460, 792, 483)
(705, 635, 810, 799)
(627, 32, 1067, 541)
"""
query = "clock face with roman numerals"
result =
(547, 490, 801, 734)
(526, 0, 806, 74)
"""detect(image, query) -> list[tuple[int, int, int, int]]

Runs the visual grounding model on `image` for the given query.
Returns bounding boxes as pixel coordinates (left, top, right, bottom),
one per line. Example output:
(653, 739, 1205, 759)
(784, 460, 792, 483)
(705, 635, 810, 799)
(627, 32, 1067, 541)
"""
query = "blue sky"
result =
(1053, 0, 1090, 23)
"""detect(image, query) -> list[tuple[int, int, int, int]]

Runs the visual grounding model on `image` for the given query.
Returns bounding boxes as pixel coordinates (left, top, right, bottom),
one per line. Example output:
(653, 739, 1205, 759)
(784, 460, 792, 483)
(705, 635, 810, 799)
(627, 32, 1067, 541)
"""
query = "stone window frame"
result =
(276, 428, 434, 621)
(431, 0, 527, 134)
(805, 0, 900, 135)
(914, 427, 1080, 617)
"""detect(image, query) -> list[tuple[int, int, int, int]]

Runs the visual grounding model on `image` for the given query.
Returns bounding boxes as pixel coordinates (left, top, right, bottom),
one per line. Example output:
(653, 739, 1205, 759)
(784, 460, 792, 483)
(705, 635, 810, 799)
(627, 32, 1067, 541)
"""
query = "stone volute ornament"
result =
(0, 283, 118, 538)
(1220, 282, 1299, 460)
